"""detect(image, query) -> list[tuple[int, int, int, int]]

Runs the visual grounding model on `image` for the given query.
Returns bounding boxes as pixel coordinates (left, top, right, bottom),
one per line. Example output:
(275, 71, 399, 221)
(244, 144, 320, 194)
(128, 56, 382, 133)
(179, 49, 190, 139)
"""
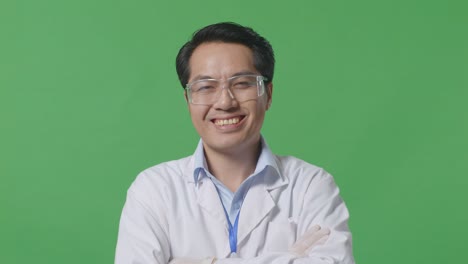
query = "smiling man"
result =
(115, 22, 354, 264)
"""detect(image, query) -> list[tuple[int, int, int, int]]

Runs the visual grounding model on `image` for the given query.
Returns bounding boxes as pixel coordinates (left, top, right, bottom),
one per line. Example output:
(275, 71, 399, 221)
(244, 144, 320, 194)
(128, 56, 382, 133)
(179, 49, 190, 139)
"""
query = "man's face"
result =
(186, 42, 272, 154)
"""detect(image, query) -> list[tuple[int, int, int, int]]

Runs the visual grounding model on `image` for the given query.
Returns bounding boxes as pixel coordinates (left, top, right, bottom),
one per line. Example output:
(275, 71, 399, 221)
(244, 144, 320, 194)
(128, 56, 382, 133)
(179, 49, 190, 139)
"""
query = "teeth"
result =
(215, 117, 240, 126)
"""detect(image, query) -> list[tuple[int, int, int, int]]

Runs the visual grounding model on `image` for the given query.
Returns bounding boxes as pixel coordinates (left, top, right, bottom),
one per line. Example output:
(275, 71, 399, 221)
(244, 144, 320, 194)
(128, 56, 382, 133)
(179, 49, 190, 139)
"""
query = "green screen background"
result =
(1, 0, 467, 263)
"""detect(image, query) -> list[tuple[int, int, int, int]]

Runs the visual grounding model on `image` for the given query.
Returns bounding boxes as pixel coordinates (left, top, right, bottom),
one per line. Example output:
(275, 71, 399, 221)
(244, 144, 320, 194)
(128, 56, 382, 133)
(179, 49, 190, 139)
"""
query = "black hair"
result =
(175, 22, 275, 88)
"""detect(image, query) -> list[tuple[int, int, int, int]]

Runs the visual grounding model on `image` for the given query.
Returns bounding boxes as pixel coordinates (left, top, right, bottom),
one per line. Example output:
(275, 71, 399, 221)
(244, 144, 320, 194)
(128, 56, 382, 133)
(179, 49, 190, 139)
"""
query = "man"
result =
(115, 22, 354, 264)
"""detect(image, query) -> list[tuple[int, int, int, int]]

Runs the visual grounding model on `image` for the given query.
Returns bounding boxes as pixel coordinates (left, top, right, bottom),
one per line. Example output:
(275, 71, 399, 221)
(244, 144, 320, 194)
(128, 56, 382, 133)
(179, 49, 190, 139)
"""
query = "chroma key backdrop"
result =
(1, 0, 467, 263)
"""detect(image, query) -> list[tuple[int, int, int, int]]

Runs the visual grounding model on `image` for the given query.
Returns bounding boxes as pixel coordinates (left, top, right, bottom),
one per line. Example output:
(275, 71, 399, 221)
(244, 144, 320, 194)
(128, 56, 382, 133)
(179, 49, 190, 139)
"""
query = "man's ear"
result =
(266, 82, 273, 110)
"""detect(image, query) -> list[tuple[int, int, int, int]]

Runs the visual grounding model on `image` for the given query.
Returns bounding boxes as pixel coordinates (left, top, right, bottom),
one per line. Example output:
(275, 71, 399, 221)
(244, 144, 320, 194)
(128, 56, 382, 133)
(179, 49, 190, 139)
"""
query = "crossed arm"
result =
(115, 171, 354, 264)
(170, 225, 331, 264)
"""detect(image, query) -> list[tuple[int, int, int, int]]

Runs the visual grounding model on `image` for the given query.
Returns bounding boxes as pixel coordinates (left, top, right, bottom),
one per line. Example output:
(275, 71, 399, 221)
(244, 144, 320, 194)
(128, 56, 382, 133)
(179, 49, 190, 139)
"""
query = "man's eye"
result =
(194, 85, 215, 92)
(233, 81, 254, 89)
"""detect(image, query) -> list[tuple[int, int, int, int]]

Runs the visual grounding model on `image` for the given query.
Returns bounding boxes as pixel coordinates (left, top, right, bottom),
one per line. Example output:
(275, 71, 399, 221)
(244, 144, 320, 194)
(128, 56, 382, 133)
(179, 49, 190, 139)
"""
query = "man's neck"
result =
(203, 141, 261, 193)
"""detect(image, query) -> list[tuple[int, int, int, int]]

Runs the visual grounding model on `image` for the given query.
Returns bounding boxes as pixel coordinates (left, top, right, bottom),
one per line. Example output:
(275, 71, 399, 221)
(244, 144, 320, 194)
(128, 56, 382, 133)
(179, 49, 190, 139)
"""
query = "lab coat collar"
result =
(182, 137, 288, 255)
(189, 136, 285, 190)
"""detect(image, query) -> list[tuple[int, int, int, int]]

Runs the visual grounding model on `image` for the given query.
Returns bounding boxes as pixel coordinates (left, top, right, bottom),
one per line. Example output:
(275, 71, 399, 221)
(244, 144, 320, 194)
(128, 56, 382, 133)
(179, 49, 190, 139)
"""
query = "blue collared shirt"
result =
(193, 137, 280, 224)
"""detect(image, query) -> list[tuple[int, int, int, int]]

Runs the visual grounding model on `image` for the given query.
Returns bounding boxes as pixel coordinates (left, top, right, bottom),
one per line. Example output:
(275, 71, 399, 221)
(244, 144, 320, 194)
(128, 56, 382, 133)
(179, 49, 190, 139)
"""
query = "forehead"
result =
(188, 42, 257, 81)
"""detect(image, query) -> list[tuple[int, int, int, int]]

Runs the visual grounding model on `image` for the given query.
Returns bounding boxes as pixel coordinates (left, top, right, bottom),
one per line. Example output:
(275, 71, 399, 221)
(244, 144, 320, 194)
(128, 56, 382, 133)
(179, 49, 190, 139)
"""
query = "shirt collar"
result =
(193, 140, 208, 183)
(192, 136, 280, 184)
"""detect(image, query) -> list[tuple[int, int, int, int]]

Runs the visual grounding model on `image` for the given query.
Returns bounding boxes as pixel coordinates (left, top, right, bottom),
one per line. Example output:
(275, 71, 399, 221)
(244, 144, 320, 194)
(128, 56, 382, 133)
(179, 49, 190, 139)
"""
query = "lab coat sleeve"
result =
(215, 254, 333, 264)
(115, 189, 171, 264)
(216, 171, 354, 264)
(296, 171, 354, 263)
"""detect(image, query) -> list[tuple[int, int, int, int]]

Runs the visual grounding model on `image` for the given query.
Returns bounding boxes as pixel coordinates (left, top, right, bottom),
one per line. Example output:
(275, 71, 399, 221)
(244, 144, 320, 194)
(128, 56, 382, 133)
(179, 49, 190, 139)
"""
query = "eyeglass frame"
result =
(184, 74, 268, 105)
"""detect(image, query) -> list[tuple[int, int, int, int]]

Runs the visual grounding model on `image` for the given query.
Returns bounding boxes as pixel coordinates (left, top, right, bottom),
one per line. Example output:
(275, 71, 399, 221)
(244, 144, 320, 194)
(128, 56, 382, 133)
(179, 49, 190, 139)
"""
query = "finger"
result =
(290, 226, 321, 251)
(302, 225, 321, 237)
(314, 234, 329, 246)
(302, 227, 330, 245)
(289, 244, 308, 256)
(294, 225, 321, 245)
(289, 235, 330, 256)
(289, 227, 330, 255)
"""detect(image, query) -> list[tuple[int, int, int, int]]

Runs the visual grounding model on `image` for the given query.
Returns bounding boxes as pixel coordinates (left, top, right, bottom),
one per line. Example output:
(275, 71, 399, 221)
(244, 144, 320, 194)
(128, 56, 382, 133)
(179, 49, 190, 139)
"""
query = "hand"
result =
(169, 257, 217, 264)
(289, 225, 330, 257)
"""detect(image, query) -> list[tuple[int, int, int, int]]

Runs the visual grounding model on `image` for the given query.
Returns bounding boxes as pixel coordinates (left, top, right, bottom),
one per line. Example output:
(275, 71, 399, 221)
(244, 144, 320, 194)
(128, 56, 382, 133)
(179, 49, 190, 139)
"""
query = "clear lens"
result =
(187, 75, 265, 105)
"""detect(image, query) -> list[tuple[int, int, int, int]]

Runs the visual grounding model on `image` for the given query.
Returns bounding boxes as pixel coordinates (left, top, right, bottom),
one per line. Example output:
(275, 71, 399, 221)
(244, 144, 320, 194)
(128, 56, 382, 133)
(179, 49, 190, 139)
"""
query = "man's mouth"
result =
(212, 116, 244, 126)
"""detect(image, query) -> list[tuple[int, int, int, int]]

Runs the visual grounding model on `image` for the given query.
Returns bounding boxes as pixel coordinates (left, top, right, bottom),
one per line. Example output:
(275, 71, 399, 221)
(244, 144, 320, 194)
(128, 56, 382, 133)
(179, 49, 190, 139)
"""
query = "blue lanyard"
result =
(222, 206, 240, 253)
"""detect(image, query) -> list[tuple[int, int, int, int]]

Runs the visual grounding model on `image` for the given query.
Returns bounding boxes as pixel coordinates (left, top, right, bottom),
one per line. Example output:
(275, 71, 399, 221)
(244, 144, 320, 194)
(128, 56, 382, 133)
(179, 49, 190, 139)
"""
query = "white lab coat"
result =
(115, 154, 354, 264)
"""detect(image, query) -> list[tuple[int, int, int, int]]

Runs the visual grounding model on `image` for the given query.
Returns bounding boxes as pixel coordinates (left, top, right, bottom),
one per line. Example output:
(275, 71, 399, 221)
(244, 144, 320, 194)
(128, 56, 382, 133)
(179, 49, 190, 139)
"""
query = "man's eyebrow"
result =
(231, 71, 258, 77)
(189, 71, 258, 83)
(190, 75, 214, 82)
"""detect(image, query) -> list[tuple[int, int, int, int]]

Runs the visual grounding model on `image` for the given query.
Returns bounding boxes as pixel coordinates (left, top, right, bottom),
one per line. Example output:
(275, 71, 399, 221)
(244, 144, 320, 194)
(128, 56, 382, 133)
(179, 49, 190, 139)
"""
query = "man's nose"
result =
(213, 86, 238, 109)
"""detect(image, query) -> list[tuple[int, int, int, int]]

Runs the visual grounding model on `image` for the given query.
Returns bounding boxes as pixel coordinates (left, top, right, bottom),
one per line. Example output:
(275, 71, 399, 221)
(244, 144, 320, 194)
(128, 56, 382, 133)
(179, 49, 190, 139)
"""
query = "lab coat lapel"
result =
(237, 181, 274, 245)
(196, 178, 227, 226)
(237, 167, 288, 245)
(185, 158, 231, 258)
(184, 155, 226, 224)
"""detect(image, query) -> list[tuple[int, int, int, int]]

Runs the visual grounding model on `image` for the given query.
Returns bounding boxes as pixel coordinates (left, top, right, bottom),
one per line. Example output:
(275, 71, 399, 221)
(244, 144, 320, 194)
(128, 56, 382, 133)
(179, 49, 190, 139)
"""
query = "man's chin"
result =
(202, 134, 260, 155)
